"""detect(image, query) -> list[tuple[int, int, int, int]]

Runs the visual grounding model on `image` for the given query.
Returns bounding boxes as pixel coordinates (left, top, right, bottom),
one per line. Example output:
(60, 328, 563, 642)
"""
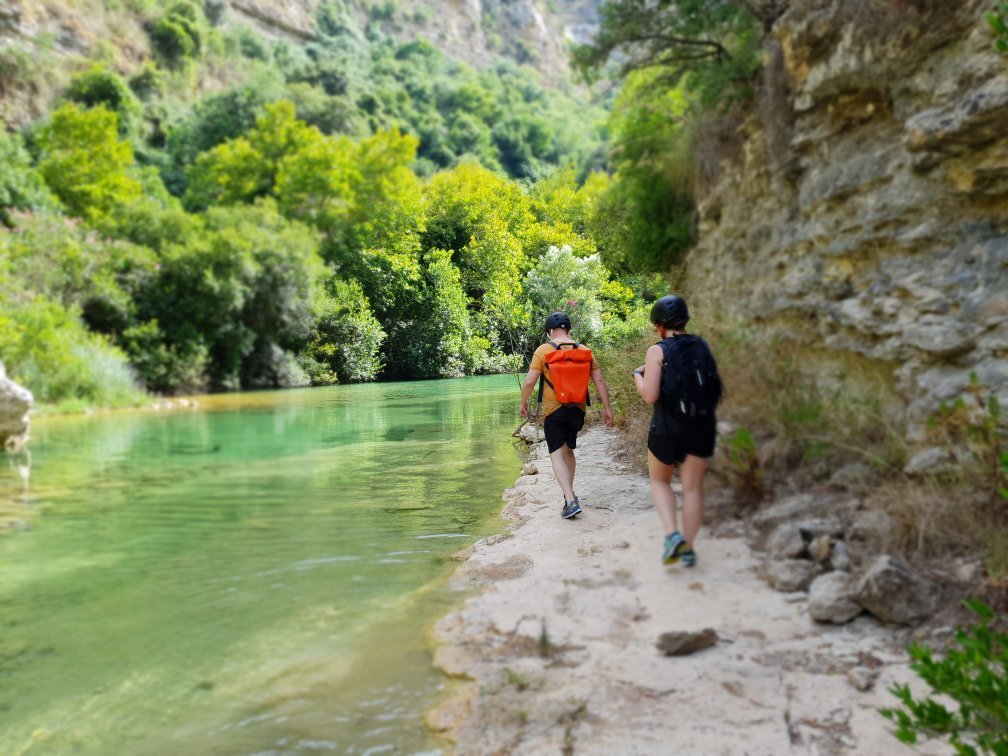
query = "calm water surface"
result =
(0, 376, 523, 754)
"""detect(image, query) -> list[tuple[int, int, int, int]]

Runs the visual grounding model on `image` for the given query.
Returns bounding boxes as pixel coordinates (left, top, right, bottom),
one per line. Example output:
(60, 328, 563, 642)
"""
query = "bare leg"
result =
(647, 451, 678, 535)
(679, 454, 708, 545)
(549, 445, 576, 502)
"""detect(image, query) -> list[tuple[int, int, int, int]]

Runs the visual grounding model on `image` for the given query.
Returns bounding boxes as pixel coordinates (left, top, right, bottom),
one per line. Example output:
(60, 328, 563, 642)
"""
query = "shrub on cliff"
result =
(65, 65, 143, 136)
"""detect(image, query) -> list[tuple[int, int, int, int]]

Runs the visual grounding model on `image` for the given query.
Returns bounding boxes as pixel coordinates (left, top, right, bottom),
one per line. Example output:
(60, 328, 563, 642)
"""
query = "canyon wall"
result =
(687, 0, 1007, 427)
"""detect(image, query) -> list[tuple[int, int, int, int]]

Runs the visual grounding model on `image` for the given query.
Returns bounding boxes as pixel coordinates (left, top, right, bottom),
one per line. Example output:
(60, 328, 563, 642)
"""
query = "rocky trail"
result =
(427, 428, 946, 755)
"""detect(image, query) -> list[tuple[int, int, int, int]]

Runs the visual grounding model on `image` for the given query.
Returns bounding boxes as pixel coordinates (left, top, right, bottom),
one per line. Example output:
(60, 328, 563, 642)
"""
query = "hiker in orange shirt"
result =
(519, 312, 613, 519)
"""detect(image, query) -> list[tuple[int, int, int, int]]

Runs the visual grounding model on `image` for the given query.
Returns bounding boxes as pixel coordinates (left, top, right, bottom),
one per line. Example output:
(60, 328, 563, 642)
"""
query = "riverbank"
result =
(428, 427, 944, 754)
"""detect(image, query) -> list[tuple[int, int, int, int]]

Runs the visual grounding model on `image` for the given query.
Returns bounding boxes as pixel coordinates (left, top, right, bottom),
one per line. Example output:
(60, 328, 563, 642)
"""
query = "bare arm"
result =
(590, 367, 614, 426)
(519, 368, 541, 418)
(632, 344, 665, 405)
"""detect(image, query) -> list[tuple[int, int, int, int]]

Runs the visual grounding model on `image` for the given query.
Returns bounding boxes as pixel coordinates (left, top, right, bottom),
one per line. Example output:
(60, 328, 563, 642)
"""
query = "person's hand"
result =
(603, 406, 613, 426)
(519, 403, 530, 419)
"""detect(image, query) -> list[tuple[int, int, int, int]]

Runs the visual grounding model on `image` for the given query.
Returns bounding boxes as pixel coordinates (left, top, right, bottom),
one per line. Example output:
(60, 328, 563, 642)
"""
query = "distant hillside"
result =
(0, 0, 600, 127)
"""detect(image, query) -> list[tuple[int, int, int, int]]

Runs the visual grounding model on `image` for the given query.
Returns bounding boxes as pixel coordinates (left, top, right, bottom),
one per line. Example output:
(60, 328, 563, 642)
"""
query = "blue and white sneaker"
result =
(681, 548, 697, 568)
(561, 496, 582, 519)
(662, 531, 688, 564)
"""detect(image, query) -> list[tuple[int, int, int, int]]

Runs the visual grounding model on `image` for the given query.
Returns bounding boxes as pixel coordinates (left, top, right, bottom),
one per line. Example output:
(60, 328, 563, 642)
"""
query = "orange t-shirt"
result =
(530, 341, 599, 417)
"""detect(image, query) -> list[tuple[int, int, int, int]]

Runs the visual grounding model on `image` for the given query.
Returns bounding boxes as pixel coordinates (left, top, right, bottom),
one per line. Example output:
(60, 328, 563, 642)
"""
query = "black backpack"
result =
(658, 335, 722, 419)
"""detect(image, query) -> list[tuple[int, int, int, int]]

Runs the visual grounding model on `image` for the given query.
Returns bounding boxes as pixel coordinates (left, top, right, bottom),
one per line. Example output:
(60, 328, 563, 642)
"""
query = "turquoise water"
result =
(0, 376, 523, 754)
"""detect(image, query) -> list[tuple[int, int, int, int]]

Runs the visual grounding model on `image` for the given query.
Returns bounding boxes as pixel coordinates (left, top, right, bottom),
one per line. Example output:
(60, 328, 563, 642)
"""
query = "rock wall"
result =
(687, 0, 1008, 425)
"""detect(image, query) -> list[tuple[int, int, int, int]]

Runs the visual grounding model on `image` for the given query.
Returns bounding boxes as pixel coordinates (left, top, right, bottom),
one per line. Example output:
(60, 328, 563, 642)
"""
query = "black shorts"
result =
(544, 406, 586, 453)
(647, 410, 717, 465)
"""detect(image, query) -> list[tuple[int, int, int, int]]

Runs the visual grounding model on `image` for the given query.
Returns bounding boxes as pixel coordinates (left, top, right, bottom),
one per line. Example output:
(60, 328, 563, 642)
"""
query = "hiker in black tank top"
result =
(631, 296, 722, 569)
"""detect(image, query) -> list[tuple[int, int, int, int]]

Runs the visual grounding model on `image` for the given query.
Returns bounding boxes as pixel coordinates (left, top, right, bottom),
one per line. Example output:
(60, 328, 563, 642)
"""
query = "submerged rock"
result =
(0, 364, 32, 451)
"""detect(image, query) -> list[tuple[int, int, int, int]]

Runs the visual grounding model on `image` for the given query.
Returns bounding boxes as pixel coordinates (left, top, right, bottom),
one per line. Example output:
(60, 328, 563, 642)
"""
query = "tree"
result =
(590, 71, 695, 273)
(65, 65, 143, 136)
(572, 0, 764, 108)
(300, 278, 385, 384)
(140, 200, 325, 390)
(37, 104, 143, 223)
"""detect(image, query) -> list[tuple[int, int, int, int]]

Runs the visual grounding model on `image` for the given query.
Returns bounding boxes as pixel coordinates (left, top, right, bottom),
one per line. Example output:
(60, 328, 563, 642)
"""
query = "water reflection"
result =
(0, 376, 522, 754)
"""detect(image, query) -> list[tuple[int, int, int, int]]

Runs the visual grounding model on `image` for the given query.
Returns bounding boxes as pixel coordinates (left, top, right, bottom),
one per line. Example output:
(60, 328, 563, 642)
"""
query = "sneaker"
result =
(561, 498, 581, 519)
(569, 496, 582, 516)
(662, 531, 688, 564)
(681, 549, 697, 568)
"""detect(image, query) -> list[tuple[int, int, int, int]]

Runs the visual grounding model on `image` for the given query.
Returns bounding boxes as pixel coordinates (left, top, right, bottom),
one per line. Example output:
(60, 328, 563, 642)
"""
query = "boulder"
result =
(766, 523, 806, 559)
(0, 364, 33, 451)
(656, 628, 719, 656)
(854, 555, 938, 625)
(807, 535, 832, 563)
(749, 494, 822, 549)
(516, 423, 543, 444)
(808, 572, 862, 624)
(761, 559, 823, 593)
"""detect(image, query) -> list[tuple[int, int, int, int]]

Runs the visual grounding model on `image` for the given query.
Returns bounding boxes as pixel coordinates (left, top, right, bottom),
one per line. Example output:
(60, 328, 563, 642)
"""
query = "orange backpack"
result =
(538, 341, 593, 407)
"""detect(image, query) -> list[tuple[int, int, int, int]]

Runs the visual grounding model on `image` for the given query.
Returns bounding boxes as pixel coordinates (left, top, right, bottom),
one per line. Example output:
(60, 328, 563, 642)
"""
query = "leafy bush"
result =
(881, 599, 1008, 755)
(0, 132, 59, 224)
(150, 1, 210, 68)
(65, 65, 143, 135)
(0, 295, 144, 408)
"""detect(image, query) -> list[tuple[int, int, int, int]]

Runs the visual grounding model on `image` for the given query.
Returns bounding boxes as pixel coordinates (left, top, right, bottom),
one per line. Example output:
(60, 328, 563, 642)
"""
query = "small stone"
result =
(656, 628, 719, 656)
(847, 666, 878, 692)
(808, 534, 832, 563)
(784, 591, 808, 603)
(521, 463, 538, 476)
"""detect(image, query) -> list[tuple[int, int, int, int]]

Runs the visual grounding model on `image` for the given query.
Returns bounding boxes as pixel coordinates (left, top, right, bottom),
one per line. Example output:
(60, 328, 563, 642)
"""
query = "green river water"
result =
(0, 376, 524, 755)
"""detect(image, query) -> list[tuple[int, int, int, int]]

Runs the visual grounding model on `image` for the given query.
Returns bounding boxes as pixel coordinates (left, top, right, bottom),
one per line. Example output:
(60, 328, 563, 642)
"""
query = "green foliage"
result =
(722, 427, 765, 506)
(301, 278, 385, 384)
(524, 245, 610, 346)
(65, 65, 143, 135)
(880, 600, 1008, 755)
(0, 131, 59, 225)
(150, 0, 211, 68)
(139, 200, 324, 390)
(0, 282, 143, 408)
(990, 2, 1008, 54)
(927, 373, 1008, 504)
(37, 104, 143, 222)
(593, 71, 695, 273)
(573, 0, 763, 109)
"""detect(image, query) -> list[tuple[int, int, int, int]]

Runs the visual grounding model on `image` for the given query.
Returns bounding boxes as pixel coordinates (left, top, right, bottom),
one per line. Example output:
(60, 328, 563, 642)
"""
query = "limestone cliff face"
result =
(687, 0, 1008, 424)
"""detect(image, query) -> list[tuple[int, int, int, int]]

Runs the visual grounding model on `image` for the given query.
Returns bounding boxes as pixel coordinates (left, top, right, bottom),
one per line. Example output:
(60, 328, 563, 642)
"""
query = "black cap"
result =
(545, 312, 572, 331)
(650, 295, 689, 327)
